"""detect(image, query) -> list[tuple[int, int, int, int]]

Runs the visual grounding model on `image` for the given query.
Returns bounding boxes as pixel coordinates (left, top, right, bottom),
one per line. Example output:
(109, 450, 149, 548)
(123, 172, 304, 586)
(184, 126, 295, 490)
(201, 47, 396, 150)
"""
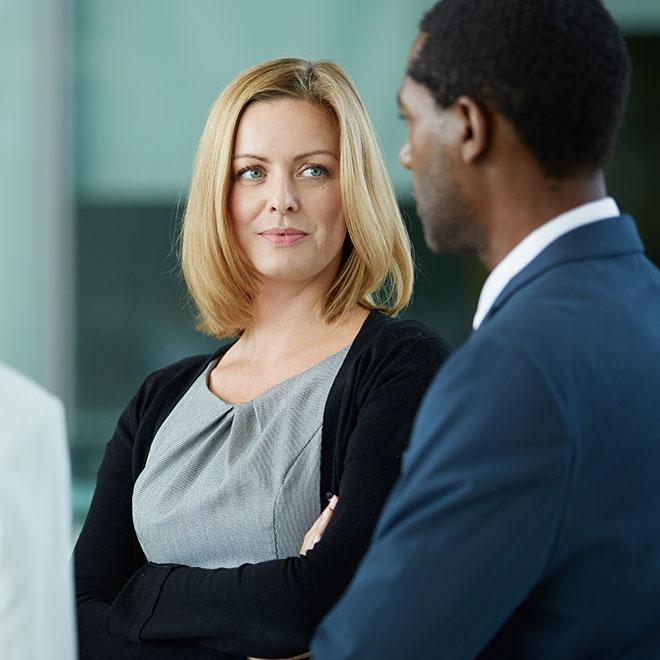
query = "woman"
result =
(75, 58, 451, 660)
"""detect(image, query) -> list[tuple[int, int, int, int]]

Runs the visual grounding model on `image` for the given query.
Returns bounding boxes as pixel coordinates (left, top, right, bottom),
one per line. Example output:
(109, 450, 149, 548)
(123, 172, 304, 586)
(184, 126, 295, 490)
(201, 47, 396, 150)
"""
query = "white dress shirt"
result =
(473, 197, 620, 330)
(0, 363, 76, 660)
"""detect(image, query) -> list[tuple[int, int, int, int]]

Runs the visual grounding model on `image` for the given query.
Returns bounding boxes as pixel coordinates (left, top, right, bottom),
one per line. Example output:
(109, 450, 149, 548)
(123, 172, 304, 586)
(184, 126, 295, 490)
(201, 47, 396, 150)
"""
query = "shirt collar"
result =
(472, 197, 620, 330)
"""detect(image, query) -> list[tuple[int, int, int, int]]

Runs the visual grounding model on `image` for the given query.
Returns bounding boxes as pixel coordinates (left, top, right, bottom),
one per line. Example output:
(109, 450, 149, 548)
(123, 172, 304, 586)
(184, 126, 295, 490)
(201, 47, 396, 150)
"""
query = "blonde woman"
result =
(75, 58, 451, 660)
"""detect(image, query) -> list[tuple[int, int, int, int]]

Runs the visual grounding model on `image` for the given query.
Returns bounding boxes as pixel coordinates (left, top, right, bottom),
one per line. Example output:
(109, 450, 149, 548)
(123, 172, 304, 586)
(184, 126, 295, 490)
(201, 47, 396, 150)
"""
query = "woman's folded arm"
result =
(106, 336, 449, 658)
(75, 382, 233, 660)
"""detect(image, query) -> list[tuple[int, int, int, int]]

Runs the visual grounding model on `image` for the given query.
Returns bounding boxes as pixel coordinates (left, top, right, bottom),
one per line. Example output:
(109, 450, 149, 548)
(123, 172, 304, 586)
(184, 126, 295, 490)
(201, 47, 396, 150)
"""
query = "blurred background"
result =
(1, 0, 659, 532)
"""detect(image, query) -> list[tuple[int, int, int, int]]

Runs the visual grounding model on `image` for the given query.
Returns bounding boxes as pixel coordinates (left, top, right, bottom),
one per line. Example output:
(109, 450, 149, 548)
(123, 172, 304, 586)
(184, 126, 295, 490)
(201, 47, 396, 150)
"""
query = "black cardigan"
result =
(75, 311, 451, 659)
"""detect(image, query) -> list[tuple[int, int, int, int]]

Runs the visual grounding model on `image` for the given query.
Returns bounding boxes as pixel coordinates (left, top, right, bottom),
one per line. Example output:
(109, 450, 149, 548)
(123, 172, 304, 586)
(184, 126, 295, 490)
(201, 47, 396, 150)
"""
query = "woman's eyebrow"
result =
(232, 150, 339, 161)
(294, 150, 339, 161)
(233, 153, 270, 161)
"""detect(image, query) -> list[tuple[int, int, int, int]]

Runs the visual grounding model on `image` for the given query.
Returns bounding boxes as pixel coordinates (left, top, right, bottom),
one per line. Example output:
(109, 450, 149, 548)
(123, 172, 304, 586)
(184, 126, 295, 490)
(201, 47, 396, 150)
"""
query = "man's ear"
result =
(454, 95, 489, 163)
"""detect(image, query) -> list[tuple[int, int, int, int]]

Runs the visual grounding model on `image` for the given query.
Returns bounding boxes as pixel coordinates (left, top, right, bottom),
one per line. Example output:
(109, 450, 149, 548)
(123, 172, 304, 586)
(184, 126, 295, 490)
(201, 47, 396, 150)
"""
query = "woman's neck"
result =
(233, 279, 368, 368)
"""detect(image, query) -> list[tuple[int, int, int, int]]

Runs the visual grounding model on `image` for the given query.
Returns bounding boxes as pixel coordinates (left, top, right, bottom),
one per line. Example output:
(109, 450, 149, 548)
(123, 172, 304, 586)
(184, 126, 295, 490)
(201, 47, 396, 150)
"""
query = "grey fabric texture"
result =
(132, 345, 350, 569)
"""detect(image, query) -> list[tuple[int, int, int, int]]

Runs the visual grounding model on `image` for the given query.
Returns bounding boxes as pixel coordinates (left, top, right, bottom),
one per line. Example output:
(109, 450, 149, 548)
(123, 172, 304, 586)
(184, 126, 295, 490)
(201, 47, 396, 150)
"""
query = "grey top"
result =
(132, 345, 350, 569)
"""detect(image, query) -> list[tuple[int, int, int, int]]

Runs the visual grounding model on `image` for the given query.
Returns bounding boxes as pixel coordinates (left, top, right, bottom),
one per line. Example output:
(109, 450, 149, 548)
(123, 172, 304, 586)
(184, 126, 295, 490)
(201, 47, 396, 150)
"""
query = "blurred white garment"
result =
(0, 363, 76, 660)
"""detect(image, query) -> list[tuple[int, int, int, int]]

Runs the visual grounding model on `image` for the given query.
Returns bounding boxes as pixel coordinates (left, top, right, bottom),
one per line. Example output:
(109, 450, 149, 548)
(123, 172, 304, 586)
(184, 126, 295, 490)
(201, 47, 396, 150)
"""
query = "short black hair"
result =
(410, 0, 631, 178)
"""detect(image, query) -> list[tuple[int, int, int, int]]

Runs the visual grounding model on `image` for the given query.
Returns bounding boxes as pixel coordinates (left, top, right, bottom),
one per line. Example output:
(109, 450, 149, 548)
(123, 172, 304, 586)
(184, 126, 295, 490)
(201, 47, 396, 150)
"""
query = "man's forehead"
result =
(397, 78, 413, 111)
(397, 31, 428, 111)
(398, 75, 424, 109)
(407, 31, 427, 68)
(398, 74, 443, 123)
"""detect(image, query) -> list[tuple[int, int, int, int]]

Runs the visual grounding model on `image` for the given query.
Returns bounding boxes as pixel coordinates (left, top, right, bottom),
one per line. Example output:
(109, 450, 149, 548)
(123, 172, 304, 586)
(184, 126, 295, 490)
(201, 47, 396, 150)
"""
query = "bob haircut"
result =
(181, 57, 414, 338)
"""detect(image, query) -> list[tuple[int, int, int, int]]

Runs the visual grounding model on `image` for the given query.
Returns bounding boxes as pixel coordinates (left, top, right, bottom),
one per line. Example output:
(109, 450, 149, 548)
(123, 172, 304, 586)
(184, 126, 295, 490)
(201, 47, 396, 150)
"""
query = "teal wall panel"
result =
(0, 1, 41, 378)
(604, 0, 660, 33)
(74, 0, 432, 201)
(0, 0, 73, 397)
(74, 1, 660, 203)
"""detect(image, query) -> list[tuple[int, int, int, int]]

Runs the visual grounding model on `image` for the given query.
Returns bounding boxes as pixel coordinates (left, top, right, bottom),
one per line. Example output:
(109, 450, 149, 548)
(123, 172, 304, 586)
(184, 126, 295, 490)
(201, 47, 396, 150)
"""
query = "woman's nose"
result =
(269, 176, 299, 214)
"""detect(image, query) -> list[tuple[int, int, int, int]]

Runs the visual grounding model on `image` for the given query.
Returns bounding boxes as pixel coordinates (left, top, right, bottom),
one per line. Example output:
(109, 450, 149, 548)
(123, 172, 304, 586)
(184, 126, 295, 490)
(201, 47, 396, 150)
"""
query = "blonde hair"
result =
(181, 57, 414, 338)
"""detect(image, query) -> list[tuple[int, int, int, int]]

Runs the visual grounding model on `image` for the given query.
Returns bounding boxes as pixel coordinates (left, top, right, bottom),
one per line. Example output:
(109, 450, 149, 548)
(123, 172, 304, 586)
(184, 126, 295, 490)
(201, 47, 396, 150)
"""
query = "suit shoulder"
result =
(445, 322, 561, 399)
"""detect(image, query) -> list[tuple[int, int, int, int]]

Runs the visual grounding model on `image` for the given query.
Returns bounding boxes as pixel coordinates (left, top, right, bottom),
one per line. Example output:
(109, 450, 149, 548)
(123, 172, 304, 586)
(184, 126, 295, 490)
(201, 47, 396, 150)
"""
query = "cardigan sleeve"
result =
(104, 333, 450, 659)
(74, 381, 229, 660)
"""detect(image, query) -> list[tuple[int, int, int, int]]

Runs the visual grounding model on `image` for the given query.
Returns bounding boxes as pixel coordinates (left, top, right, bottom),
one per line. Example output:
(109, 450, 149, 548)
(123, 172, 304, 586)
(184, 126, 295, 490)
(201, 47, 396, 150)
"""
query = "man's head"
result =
(398, 0, 631, 256)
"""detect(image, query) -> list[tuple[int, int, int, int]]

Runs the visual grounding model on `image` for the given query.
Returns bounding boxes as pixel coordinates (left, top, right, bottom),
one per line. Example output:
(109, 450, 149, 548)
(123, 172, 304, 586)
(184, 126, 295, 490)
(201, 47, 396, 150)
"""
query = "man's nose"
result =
(398, 141, 412, 170)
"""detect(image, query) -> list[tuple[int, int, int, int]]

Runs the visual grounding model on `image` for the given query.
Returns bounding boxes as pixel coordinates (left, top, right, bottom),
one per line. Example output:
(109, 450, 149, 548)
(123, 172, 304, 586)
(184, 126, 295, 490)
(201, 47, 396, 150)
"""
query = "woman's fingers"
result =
(311, 495, 338, 545)
(315, 495, 338, 540)
(299, 495, 339, 555)
(300, 509, 326, 556)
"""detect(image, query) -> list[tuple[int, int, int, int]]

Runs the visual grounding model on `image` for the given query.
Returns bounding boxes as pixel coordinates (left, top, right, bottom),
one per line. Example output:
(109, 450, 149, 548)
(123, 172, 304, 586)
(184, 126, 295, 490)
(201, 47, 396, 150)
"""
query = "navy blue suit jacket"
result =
(312, 215, 660, 659)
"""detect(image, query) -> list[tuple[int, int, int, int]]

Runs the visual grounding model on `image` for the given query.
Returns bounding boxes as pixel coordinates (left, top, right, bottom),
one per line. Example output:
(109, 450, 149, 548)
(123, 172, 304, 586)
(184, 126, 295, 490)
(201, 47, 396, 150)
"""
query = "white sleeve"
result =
(0, 371, 76, 660)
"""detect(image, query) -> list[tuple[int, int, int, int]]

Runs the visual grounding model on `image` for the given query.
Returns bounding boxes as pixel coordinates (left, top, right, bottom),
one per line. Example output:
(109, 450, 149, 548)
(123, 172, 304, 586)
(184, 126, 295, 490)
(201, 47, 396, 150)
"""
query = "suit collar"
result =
(480, 215, 644, 327)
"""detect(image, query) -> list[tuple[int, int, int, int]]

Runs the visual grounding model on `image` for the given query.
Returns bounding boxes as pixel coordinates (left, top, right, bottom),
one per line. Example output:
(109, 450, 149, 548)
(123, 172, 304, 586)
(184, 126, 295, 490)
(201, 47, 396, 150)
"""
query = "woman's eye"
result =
(301, 165, 328, 178)
(238, 168, 263, 180)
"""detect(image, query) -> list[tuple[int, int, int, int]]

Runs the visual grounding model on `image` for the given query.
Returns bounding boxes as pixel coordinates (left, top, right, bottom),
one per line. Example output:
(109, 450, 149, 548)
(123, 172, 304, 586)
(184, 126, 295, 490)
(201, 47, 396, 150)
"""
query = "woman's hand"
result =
(299, 495, 339, 556)
(246, 498, 340, 659)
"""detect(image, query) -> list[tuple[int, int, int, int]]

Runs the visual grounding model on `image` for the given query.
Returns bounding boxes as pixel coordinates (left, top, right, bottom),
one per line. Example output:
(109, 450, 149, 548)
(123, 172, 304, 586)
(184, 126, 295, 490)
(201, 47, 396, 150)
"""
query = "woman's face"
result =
(228, 98, 346, 289)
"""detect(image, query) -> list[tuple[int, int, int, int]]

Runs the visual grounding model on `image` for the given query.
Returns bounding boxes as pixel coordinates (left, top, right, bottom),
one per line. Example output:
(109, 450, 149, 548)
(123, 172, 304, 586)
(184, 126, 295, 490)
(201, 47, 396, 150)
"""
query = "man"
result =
(0, 363, 76, 659)
(312, 1, 660, 658)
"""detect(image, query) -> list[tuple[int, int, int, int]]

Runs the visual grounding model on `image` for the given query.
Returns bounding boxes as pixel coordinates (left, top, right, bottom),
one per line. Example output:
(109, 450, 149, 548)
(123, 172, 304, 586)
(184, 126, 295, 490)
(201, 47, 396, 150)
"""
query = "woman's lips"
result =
(259, 228, 308, 246)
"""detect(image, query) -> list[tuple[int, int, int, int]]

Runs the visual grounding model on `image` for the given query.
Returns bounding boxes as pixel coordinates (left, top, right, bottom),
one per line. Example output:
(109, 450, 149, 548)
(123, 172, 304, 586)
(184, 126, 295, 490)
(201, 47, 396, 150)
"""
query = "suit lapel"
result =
(481, 215, 644, 326)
